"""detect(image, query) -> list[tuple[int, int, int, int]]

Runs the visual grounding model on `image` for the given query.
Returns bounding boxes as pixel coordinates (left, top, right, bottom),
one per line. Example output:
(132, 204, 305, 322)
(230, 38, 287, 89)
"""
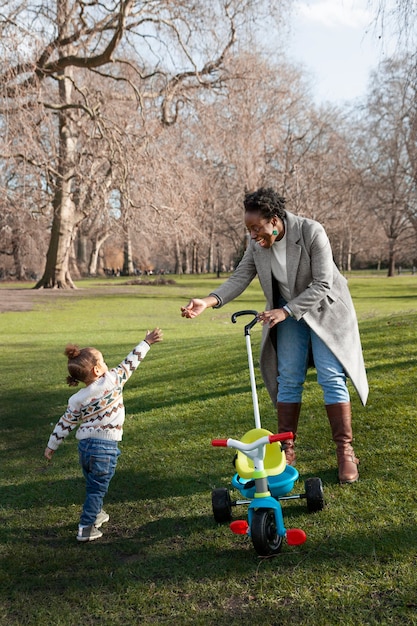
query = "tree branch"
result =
(160, 16, 237, 125)
(39, 0, 135, 76)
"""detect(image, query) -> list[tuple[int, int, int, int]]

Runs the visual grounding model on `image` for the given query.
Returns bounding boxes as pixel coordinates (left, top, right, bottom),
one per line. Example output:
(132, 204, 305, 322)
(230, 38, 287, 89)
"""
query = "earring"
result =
(272, 229, 278, 235)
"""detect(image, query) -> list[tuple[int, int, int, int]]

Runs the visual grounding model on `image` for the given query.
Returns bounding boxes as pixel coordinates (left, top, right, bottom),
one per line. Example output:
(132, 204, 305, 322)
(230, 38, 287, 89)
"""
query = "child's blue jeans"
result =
(78, 438, 121, 527)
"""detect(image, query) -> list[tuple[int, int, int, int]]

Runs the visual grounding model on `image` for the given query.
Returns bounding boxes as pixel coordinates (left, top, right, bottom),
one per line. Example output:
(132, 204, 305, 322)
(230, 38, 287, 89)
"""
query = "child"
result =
(44, 328, 163, 542)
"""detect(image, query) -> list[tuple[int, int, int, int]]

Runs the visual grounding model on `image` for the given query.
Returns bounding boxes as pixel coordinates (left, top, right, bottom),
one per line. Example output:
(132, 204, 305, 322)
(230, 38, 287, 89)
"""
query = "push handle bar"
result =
(231, 310, 258, 335)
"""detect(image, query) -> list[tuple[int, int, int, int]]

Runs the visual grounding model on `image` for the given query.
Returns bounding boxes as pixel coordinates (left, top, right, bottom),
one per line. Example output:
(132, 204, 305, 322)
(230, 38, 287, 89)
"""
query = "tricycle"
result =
(211, 310, 324, 556)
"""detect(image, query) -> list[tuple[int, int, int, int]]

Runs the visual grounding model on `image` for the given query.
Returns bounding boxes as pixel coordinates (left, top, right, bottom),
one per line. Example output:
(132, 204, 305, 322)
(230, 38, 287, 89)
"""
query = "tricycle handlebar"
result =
(211, 431, 293, 451)
(269, 432, 294, 443)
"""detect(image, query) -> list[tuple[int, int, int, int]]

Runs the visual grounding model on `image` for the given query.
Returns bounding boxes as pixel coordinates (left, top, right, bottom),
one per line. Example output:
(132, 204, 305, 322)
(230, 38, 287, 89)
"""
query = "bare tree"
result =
(358, 56, 417, 275)
(155, 52, 315, 272)
(369, 0, 417, 44)
(2, 0, 289, 287)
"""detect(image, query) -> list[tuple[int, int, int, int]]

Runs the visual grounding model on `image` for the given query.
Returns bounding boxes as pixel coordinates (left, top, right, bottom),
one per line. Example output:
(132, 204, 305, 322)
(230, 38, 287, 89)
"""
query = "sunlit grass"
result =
(1, 273, 417, 625)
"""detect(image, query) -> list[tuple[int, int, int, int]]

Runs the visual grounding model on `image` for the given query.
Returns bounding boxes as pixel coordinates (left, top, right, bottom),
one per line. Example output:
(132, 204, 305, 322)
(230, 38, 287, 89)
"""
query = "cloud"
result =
(295, 0, 372, 29)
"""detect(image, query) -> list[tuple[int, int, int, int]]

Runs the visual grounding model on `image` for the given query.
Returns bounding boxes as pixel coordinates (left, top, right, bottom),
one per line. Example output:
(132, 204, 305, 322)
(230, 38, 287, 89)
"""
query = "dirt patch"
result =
(0, 289, 39, 313)
(0, 285, 143, 313)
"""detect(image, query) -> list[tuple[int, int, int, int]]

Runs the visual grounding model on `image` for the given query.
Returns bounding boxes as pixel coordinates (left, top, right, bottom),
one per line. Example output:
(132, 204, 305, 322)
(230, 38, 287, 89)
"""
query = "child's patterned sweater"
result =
(46, 341, 150, 450)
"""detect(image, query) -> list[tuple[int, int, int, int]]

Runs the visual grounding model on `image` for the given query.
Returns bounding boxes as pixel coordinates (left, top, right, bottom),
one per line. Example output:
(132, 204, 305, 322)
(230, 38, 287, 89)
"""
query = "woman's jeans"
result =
(78, 438, 121, 527)
(276, 311, 349, 405)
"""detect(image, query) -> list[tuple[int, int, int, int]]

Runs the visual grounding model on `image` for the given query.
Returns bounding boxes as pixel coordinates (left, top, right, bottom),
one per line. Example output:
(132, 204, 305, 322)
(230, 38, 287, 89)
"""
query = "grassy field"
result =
(1, 273, 417, 625)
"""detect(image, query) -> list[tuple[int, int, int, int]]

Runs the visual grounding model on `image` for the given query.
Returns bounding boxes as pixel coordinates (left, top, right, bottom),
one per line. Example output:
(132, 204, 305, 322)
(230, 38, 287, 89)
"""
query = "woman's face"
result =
(245, 211, 279, 249)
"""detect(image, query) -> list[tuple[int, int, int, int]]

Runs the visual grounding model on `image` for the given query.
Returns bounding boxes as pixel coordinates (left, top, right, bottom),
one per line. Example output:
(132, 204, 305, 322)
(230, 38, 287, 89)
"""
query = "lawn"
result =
(1, 273, 417, 625)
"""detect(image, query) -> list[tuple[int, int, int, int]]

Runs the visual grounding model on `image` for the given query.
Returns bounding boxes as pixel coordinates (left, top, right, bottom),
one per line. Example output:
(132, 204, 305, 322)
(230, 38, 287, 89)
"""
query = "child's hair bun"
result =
(65, 344, 81, 359)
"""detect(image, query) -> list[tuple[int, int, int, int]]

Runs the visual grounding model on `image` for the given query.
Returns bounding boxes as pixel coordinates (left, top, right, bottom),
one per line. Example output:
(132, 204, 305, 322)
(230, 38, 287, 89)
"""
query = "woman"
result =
(181, 187, 368, 484)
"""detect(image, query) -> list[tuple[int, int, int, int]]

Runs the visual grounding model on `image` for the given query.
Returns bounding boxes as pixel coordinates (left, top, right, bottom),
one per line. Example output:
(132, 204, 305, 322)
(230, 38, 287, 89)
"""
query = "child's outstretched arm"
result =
(144, 328, 163, 345)
(114, 328, 163, 385)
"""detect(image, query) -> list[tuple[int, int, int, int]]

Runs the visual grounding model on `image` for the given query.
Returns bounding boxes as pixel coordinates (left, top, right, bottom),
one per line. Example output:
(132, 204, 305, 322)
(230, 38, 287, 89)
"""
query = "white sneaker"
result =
(95, 510, 110, 528)
(76, 525, 103, 542)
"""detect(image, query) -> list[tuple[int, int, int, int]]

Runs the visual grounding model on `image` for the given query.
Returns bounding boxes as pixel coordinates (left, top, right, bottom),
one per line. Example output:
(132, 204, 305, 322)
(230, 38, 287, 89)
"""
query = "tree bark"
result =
(88, 232, 111, 276)
(123, 230, 135, 276)
(35, 0, 77, 288)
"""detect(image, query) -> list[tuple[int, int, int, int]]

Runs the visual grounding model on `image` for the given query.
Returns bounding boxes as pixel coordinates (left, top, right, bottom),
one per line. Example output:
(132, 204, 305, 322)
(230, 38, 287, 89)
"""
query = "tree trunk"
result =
(88, 232, 111, 276)
(123, 230, 134, 275)
(35, 158, 77, 289)
(76, 233, 89, 275)
(35, 1, 77, 289)
(346, 229, 353, 272)
(387, 237, 397, 276)
(182, 246, 191, 274)
(191, 242, 199, 274)
(208, 239, 214, 273)
(69, 238, 81, 279)
(174, 235, 183, 275)
(11, 229, 26, 280)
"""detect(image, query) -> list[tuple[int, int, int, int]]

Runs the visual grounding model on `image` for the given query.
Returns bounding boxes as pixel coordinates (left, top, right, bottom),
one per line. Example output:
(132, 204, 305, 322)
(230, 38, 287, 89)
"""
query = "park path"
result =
(0, 286, 137, 313)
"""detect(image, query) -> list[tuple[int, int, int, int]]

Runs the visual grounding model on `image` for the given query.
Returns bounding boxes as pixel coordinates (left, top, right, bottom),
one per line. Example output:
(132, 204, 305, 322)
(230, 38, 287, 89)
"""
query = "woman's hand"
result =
(257, 308, 289, 327)
(181, 297, 217, 318)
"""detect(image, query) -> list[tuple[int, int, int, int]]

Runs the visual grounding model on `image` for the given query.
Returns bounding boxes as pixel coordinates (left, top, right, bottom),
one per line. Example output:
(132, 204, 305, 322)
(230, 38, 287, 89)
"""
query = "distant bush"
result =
(124, 277, 177, 286)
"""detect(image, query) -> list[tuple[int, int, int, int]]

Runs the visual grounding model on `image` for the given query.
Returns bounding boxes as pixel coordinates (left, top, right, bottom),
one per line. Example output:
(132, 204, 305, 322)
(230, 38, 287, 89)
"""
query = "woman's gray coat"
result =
(211, 211, 368, 406)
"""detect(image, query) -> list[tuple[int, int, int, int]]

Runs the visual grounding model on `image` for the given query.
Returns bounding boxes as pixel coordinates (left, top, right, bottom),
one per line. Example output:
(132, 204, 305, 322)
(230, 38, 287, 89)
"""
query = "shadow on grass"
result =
(3, 509, 417, 588)
(0, 471, 216, 512)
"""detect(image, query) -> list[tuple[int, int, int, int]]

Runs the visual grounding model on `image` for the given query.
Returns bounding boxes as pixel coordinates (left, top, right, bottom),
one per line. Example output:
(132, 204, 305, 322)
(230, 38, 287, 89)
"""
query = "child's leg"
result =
(78, 439, 121, 527)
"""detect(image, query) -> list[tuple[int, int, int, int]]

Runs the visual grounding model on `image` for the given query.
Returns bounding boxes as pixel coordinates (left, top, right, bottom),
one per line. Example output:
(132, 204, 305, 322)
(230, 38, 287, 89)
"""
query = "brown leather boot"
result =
(326, 402, 359, 484)
(277, 402, 301, 466)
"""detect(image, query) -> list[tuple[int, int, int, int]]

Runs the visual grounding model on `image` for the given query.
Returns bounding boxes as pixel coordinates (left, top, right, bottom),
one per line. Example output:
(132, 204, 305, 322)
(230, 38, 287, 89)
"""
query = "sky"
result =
(287, 0, 399, 105)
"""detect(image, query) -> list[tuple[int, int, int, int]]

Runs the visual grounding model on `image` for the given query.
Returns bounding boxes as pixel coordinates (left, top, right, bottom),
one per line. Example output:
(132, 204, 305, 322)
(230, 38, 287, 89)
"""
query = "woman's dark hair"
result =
(64, 344, 99, 387)
(244, 187, 286, 220)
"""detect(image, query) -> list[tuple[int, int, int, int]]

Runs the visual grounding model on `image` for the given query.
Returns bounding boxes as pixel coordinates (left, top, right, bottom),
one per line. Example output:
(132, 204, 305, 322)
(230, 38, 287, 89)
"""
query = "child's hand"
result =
(145, 328, 163, 345)
(44, 447, 55, 461)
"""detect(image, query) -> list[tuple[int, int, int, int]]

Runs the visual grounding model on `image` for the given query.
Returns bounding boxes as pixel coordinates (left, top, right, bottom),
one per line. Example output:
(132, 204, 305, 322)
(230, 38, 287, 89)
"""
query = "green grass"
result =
(1, 273, 417, 625)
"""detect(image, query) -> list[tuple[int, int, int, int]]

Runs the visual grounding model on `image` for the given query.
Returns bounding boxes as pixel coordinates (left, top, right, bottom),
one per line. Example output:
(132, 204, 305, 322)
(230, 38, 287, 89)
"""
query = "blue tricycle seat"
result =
(232, 464, 299, 499)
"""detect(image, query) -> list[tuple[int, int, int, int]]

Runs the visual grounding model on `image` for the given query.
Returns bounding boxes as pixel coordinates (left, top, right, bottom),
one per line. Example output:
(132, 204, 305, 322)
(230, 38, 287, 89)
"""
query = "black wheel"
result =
(250, 509, 283, 556)
(305, 477, 325, 513)
(212, 487, 232, 523)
